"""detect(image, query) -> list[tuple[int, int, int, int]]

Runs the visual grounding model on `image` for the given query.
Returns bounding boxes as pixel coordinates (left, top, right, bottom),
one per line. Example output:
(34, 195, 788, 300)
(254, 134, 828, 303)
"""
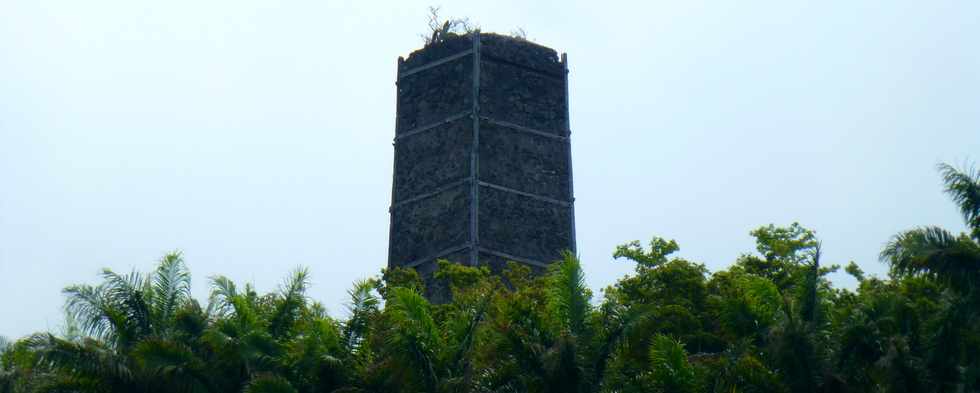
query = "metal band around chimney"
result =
(469, 32, 482, 266)
(563, 52, 577, 253)
(389, 178, 470, 211)
(402, 244, 473, 269)
(477, 247, 550, 268)
(398, 49, 474, 79)
(478, 181, 572, 207)
(394, 111, 472, 142)
(480, 116, 568, 141)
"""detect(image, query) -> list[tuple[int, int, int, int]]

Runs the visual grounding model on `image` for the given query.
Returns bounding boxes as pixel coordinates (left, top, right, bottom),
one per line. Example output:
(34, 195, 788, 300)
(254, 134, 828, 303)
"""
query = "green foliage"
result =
(4, 162, 978, 393)
(714, 274, 782, 340)
(244, 374, 297, 393)
(421, 5, 476, 45)
(379, 266, 423, 298)
(881, 227, 980, 294)
(546, 252, 591, 336)
(613, 237, 679, 268)
(646, 334, 697, 393)
(383, 286, 440, 391)
(342, 279, 378, 354)
(845, 261, 865, 282)
(938, 163, 980, 240)
(698, 342, 784, 393)
(751, 223, 818, 265)
(734, 223, 823, 291)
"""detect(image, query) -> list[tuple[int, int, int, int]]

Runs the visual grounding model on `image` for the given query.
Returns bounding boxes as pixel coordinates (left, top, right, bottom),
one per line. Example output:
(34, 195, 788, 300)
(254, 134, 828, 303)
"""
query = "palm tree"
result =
(644, 334, 697, 393)
(0, 336, 13, 393)
(62, 252, 194, 348)
(206, 268, 349, 393)
(939, 163, 980, 242)
(365, 262, 493, 393)
(203, 275, 279, 387)
(26, 252, 215, 392)
(881, 164, 980, 295)
(880, 163, 980, 392)
(476, 252, 594, 393)
(766, 244, 830, 393)
(341, 279, 379, 355)
(379, 286, 443, 392)
(834, 284, 929, 392)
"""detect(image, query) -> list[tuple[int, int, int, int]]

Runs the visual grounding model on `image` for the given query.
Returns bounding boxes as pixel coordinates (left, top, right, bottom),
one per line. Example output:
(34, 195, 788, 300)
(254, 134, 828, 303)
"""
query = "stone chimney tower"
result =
(388, 32, 575, 295)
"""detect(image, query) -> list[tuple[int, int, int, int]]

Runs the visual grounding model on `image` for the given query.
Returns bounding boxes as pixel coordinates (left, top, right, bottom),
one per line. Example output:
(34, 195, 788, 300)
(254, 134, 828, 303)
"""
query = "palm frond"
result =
(385, 286, 440, 392)
(448, 289, 492, 374)
(149, 251, 192, 331)
(131, 338, 198, 374)
(881, 226, 980, 292)
(343, 279, 379, 352)
(26, 333, 132, 384)
(799, 242, 821, 324)
(173, 301, 208, 339)
(269, 267, 310, 339)
(647, 334, 696, 393)
(495, 320, 548, 384)
(62, 284, 131, 346)
(546, 251, 590, 337)
(592, 303, 657, 383)
(938, 163, 980, 236)
(244, 374, 298, 393)
(99, 268, 152, 340)
(207, 275, 238, 317)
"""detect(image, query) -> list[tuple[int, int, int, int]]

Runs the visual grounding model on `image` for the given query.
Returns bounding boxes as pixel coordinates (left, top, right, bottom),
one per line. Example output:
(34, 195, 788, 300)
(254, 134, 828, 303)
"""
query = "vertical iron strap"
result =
(562, 53, 577, 254)
(469, 32, 482, 266)
(388, 57, 405, 268)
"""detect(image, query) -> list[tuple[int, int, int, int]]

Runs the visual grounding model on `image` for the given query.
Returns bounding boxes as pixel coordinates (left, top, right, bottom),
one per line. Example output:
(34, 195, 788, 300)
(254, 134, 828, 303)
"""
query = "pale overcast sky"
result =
(1, 1, 978, 339)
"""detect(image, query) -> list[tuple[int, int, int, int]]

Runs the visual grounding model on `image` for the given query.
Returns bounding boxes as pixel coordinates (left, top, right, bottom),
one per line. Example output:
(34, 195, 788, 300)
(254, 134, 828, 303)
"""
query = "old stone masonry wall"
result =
(388, 32, 575, 297)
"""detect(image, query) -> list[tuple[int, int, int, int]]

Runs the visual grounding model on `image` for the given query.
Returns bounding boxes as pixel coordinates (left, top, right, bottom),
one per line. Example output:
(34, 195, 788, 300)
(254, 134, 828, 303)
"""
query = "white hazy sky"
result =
(1, 1, 978, 339)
